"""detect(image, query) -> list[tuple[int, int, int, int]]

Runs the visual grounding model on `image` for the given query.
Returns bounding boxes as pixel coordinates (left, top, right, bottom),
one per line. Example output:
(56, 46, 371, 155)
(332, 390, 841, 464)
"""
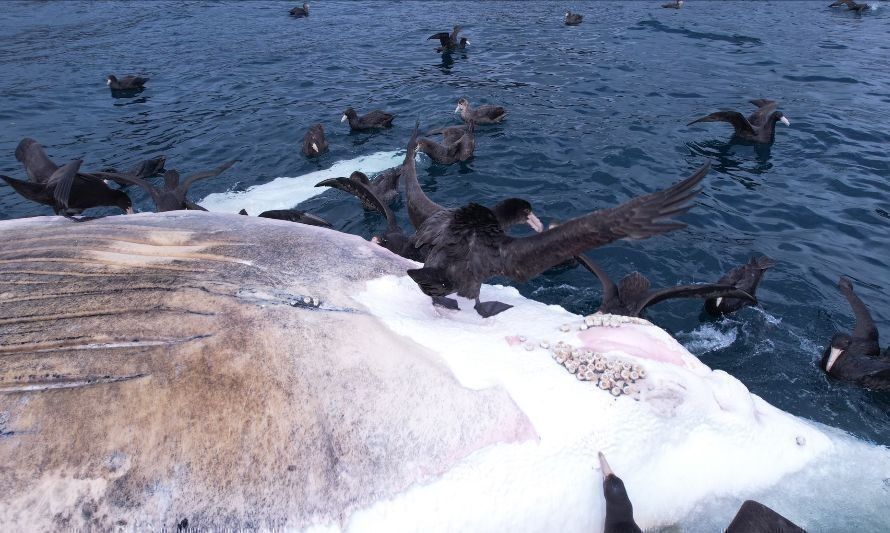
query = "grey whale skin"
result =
(0, 211, 535, 530)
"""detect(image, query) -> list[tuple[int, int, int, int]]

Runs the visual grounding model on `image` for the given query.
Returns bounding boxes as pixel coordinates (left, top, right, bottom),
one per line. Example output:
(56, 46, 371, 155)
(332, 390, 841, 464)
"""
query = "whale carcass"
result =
(0, 212, 888, 531)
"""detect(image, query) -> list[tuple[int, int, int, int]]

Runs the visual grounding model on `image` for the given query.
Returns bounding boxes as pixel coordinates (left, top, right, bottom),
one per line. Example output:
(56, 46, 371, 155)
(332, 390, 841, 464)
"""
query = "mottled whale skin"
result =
(0, 212, 888, 531)
(0, 212, 535, 530)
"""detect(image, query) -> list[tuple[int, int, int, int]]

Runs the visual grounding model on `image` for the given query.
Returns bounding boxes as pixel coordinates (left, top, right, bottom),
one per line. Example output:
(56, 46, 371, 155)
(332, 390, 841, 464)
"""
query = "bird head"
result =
(492, 198, 543, 232)
(455, 98, 469, 114)
(822, 333, 851, 372)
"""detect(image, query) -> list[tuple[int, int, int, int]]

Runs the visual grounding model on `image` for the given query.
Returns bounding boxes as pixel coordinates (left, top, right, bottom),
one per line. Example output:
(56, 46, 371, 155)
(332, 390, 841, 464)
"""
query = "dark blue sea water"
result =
(1, 1, 888, 445)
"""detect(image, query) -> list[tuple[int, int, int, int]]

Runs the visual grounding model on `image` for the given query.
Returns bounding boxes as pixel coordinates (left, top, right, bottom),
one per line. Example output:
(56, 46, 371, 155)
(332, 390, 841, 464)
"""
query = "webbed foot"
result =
(432, 296, 460, 310)
(474, 300, 513, 317)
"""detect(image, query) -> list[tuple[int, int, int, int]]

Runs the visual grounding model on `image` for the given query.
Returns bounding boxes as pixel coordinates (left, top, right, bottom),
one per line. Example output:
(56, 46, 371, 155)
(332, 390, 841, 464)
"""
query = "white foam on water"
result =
(345, 275, 890, 532)
(198, 150, 405, 214)
(679, 323, 739, 354)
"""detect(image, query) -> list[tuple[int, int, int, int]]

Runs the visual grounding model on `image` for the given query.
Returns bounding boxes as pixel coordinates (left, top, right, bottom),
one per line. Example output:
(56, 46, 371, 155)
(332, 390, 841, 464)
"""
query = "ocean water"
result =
(1, 0, 888, 451)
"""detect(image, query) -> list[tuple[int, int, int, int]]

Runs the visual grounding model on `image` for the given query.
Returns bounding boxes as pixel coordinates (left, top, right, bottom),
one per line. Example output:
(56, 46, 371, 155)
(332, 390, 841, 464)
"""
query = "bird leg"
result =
(474, 298, 513, 318)
(432, 296, 460, 310)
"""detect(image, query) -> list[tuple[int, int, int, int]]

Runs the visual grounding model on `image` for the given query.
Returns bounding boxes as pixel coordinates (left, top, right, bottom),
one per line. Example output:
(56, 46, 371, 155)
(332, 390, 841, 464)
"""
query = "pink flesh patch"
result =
(504, 335, 523, 346)
(578, 323, 696, 368)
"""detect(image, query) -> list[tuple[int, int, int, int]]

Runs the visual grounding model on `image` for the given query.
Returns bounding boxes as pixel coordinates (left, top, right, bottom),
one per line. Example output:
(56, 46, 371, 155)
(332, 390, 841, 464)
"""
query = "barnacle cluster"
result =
(549, 341, 646, 397)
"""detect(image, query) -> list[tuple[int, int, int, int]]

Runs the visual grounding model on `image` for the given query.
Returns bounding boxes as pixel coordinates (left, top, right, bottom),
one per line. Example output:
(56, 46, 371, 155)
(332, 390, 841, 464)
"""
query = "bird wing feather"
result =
(501, 162, 709, 281)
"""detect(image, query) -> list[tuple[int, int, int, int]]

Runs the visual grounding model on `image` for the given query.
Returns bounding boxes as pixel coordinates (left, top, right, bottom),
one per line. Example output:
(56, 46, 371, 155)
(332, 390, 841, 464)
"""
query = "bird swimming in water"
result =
(417, 120, 475, 165)
(426, 124, 469, 144)
(429, 26, 469, 53)
(564, 11, 583, 25)
(829, 0, 870, 12)
(578, 256, 756, 318)
(662, 0, 684, 8)
(1, 159, 133, 216)
(106, 74, 148, 91)
(704, 255, 776, 316)
(597, 452, 804, 533)
(302, 123, 328, 157)
(289, 3, 309, 17)
(688, 99, 790, 144)
(821, 277, 890, 391)
(404, 147, 711, 316)
(455, 97, 507, 124)
(101, 160, 236, 212)
(341, 107, 395, 131)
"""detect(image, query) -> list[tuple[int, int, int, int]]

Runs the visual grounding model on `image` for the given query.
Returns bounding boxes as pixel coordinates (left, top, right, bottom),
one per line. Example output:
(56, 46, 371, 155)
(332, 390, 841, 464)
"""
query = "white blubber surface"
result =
(349, 276, 890, 532)
(198, 150, 405, 214)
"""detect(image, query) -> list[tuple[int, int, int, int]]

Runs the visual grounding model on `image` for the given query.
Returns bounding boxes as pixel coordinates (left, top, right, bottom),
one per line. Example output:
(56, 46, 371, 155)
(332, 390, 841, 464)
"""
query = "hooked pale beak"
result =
(465, 40, 470, 46)
(527, 212, 544, 233)
(825, 347, 844, 371)
(311, 142, 318, 152)
(106, 79, 111, 86)
(454, 105, 461, 113)
(125, 207, 135, 215)
(340, 115, 348, 123)
(598, 452, 614, 479)
(780, 116, 791, 126)
(371, 236, 381, 244)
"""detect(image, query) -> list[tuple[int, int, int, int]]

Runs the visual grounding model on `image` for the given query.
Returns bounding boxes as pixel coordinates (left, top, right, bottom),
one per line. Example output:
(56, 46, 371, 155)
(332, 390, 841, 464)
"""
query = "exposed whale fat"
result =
(198, 150, 404, 214)
(825, 347, 844, 371)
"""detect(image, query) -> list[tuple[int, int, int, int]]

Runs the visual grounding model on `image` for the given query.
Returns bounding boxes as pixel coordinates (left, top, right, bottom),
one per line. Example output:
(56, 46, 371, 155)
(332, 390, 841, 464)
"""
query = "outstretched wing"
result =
(839, 277, 880, 351)
(688, 111, 756, 137)
(502, 162, 709, 282)
(176, 160, 237, 196)
(428, 32, 450, 47)
(0, 175, 52, 204)
(102, 171, 162, 208)
(46, 159, 83, 209)
(574, 255, 619, 308)
(15, 138, 58, 183)
(316, 176, 398, 232)
(636, 284, 756, 317)
(258, 209, 332, 228)
(747, 100, 779, 127)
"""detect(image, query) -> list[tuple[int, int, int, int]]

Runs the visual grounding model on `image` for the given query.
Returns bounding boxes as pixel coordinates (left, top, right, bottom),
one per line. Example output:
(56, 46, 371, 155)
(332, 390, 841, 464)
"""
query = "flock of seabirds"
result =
(0, 2, 885, 532)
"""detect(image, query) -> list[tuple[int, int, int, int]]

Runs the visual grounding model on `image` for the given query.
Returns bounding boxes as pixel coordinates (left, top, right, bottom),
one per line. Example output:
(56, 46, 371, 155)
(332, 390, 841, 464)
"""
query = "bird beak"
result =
(825, 347, 844, 371)
(780, 116, 791, 126)
(371, 236, 381, 244)
(598, 452, 614, 479)
(126, 207, 134, 215)
(465, 40, 470, 46)
(106, 79, 111, 86)
(454, 105, 461, 113)
(526, 212, 544, 233)
(311, 143, 318, 152)
(341, 115, 349, 123)
(103, 179, 112, 186)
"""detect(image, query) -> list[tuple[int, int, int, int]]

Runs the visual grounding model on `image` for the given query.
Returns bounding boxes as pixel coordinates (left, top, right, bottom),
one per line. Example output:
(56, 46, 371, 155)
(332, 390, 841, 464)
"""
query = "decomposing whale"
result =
(0, 212, 888, 531)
